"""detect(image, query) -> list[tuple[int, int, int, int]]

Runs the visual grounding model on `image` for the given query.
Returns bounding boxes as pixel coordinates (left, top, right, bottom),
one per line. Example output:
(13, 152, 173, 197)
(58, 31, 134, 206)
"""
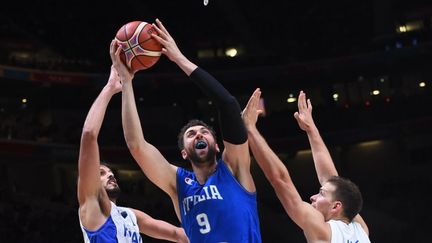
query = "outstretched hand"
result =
(294, 91, 315, 132)
(109, 39, 134, 84)
(242, 88, 263, 130)
(151, 18, 185, 62)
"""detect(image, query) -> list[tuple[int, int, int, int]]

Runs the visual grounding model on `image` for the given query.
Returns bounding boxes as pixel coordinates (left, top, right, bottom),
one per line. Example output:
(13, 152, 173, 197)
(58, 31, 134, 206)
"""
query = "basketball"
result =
(115, 21, 162, 72)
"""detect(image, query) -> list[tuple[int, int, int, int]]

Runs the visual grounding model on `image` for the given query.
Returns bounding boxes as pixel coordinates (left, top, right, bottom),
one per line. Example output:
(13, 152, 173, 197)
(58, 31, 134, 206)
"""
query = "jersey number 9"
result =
(196, 213, 211, 234)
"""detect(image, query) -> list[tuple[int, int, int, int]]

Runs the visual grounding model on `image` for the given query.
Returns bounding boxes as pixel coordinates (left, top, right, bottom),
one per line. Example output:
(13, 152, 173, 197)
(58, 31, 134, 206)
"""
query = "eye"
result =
(187, 132, 195, 138)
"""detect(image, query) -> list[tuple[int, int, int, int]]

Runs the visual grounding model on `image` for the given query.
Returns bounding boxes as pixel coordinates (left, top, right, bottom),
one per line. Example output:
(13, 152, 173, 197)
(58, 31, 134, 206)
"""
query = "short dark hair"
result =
(76, 162, 117, 185)
(326, 176, 363, 222)
(177, 119, 217, 150)
(100, 161, 111, 169)
(100, 161, 118, 177)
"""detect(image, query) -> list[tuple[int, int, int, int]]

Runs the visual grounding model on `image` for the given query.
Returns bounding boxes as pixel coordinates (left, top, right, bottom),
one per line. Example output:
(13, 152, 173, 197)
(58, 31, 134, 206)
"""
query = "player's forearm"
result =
(121, 82, 146, 150)
(248, 127, 307, 220)
(190, 67, 247, 144)
(248, 127, 288, 183)
(189, 67, 234, 105)
(78, 88, 114, 204)
(82, 87, 114, 137)
(306, 126, 338, 184)
(173, 54, 197, 76)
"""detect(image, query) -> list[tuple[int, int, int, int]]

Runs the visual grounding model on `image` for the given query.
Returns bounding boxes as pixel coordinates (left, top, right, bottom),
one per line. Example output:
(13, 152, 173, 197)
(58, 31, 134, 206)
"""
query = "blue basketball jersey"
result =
(79, 202, 142, 243)
(177, 159, 262, 243)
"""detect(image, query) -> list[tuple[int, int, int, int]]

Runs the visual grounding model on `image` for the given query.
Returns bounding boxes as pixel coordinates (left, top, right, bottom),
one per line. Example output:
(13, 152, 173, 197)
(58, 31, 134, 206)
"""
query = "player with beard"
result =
(77, 41, 189, 243)
(117, 19, 262, 243)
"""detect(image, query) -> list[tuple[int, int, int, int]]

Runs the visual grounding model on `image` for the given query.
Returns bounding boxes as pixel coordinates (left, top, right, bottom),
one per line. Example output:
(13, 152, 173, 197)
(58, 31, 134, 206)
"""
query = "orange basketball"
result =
(115, 21, 162, 72)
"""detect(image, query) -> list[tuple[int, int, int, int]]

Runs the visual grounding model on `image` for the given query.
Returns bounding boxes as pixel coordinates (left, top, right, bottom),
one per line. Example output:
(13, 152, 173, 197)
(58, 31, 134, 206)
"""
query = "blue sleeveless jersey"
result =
(79, 202, 142, 243)
(177, 159, 262, 243)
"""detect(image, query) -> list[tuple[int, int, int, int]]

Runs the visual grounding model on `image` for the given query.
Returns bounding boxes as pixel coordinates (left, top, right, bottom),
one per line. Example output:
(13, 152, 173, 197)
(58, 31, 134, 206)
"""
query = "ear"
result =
(215, 143, 220, 153)
(332, 201, 342, 212)
(181, 149, 188, 160)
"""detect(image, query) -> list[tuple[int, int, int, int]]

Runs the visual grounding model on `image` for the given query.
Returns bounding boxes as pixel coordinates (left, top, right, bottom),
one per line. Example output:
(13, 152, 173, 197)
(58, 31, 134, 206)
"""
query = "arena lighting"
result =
(398, 25, 407, 33)
(296, 149, 312, 157)
(118, 169, 143, 178)
(405, 20, 424, 32)
(419, 82, 426, 88)
(371, 90, 380, 95)
(225, 48, 238, 57)
(287, 97, 297, 103)
(332, 93, 339, 101)
(21, 98, 27, 103)
(287, 93, 296, 103)
(396, 20, 424, 33)
(197, 49, 214, 58)
(357, 140, 382, 148)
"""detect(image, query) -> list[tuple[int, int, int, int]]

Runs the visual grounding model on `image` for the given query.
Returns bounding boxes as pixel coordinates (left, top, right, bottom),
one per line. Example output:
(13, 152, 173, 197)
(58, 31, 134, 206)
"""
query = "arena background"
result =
(1, 0, 431, 242)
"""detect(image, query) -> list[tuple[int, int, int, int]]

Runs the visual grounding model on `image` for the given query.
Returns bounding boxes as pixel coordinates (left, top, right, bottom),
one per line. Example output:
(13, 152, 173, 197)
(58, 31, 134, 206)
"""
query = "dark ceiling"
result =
(2, 0, 432, 72)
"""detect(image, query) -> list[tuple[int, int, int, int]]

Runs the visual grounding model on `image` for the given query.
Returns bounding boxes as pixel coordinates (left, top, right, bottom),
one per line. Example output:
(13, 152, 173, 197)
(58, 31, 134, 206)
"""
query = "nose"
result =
(108, 173, 115, 180)
(195, 132, 204, 139)
(310, 194, 317, 202)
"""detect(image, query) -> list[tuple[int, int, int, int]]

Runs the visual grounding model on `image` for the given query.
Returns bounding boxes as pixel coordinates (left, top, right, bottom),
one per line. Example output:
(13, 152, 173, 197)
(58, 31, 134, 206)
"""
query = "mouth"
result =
(195, 140, 208, 149)
(108, 179, 117, 185)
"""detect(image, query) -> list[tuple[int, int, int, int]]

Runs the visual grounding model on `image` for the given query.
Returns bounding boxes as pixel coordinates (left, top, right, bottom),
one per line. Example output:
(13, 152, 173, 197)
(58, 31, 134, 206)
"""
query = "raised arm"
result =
(295, 91, 368, 232)
(131, 209, 189, 243)
(152, 19, 253, 191)
(77, 44, 122, 229)
(294, 91, 338, 185)
(110, 40, 178, 198)
(242, 89, 330, 241)
(77, 65, 120, 204)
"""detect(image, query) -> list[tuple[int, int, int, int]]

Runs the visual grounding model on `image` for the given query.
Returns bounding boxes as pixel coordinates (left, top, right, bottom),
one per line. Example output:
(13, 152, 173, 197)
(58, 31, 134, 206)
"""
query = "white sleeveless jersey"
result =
(328, 220, 370, 243)
(79, 202, 142, 243)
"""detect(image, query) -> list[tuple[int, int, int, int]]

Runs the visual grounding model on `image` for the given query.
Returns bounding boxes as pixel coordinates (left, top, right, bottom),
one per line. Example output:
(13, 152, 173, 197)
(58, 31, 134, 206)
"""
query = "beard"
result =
(106, 185, 121, 200)
(186, 142, 217, 164)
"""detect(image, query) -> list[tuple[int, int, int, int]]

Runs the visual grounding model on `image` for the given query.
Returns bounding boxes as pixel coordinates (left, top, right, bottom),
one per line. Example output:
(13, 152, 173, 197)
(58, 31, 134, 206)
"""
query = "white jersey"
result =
(79, 202, 142, 243)
(328, 220, 370, 243)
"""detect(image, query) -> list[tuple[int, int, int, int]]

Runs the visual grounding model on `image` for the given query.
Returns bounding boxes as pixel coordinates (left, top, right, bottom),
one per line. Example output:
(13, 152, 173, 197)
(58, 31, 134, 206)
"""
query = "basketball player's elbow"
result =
(125, 137, 148, 155)
(268, 170, 291, 189)
(125, 138, 141, 152)
(81, 128, 98, 142)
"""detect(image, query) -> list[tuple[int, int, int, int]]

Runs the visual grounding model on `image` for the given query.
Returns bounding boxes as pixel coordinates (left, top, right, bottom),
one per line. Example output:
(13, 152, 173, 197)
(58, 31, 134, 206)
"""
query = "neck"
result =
(191, 160, 217, 184)
(331, 216, 350, 224)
